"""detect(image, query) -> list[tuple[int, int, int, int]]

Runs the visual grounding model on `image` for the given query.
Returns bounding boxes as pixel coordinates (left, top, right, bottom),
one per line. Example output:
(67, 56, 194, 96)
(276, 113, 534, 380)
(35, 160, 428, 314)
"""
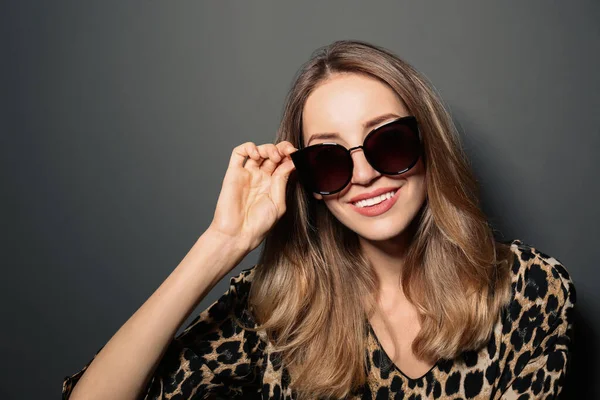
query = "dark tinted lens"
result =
(302, 145, 352, 193)
(365, 119, 420, 174)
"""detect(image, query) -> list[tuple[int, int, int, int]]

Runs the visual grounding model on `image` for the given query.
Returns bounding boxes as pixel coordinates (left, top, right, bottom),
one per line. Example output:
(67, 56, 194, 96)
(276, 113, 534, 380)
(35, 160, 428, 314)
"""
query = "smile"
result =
(352, 189, 398, 208)
(349, 188, 402, 217)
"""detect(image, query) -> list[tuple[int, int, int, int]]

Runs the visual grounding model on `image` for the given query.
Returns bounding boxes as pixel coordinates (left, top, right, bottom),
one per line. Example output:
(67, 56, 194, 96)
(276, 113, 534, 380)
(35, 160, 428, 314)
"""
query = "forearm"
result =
(68, 229, 249, 400)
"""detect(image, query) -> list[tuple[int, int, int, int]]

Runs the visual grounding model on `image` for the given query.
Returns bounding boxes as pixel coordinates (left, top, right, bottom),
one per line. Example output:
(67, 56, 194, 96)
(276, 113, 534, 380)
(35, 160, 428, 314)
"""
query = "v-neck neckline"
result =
(366, 320, 439, 381)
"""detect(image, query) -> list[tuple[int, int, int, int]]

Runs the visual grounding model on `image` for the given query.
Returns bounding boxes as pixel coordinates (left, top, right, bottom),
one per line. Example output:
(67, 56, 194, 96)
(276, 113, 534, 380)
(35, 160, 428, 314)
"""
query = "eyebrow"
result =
(306, 113, 402, 146)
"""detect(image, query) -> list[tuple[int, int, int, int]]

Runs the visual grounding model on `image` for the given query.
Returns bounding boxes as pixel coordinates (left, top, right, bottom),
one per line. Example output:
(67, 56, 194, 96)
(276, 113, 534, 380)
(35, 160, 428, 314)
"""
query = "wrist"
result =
(203, 227, 251, 259)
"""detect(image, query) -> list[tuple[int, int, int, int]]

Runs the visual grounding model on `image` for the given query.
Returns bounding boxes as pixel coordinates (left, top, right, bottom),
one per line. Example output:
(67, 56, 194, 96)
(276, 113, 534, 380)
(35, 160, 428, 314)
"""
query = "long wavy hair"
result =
(236, 39, 514, 399)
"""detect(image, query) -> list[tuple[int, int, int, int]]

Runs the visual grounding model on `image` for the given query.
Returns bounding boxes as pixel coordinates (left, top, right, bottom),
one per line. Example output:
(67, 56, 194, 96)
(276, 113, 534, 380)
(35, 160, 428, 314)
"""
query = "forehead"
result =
(302, 73, 408, 140)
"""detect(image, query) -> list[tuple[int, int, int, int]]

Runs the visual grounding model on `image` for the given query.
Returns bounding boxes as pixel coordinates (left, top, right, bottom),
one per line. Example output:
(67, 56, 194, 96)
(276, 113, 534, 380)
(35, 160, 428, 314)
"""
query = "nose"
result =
(349, 147, 380, 186)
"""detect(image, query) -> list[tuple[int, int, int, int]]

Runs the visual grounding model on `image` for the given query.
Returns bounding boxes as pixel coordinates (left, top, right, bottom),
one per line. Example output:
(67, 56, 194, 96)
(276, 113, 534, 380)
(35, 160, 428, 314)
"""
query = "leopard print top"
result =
(62, 239, 576, 399)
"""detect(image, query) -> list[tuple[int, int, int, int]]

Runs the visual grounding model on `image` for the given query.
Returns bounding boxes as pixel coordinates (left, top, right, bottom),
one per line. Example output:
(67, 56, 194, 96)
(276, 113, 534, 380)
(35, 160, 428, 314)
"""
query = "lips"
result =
(348, 186, 401, 203)
(349, 186, 402, 217)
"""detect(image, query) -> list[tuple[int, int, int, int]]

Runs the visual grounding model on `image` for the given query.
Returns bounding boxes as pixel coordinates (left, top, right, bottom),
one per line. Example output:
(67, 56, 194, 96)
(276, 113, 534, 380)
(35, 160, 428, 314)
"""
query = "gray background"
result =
(1, 1, 598, 398)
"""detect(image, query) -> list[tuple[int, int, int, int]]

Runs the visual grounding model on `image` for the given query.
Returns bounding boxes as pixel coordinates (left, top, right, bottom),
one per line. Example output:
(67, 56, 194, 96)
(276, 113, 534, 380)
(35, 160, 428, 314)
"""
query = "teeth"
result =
(353, 190, 396, 208)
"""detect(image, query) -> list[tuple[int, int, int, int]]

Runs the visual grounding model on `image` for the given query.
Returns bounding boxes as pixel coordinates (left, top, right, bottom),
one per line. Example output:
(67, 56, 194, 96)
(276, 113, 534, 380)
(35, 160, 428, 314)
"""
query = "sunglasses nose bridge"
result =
(347, 145, 380, 185)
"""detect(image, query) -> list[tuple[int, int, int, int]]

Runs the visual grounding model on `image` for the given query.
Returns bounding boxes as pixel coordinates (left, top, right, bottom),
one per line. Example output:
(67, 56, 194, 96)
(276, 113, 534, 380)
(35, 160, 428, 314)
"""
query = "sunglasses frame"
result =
(291, 115, 423, 195)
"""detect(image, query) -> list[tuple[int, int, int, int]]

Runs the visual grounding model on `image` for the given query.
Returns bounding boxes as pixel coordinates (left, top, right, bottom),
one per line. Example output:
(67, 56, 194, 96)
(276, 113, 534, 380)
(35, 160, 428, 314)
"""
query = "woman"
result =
(62, 40, 575, 399)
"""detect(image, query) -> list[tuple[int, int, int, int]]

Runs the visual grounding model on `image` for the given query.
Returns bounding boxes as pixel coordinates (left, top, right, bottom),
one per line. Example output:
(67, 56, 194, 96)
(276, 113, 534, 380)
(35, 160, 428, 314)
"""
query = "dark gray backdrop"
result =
(2, 1, 598, 398)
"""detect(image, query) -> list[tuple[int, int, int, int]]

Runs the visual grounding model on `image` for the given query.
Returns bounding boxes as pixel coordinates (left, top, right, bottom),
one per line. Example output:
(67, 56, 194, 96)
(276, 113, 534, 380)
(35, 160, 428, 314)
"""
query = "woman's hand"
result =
(208, 140, 297, 253)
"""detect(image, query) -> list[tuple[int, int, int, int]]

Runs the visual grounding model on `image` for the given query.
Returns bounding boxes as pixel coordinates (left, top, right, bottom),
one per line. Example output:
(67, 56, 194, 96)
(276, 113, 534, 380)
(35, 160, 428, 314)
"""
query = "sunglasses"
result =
(290, 115, 422, 195)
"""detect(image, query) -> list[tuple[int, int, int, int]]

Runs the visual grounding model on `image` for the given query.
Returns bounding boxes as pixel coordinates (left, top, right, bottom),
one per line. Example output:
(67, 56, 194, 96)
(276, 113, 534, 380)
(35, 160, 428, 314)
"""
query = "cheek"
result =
(406, 176, 427, 211)
(414, 174, 427, 198)
(409, 159, 427, 197)
(321, 197, 346, 219)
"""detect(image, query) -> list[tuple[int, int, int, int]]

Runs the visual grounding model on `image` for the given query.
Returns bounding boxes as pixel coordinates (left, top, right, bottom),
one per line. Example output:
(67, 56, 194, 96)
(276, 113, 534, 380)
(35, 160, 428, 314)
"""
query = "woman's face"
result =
(302, 72, 427, 242)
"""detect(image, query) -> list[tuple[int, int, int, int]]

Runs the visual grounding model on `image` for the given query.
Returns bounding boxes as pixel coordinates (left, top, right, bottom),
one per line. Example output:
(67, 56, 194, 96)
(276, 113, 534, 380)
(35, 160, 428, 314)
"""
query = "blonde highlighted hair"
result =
(236, 40, 514, 399)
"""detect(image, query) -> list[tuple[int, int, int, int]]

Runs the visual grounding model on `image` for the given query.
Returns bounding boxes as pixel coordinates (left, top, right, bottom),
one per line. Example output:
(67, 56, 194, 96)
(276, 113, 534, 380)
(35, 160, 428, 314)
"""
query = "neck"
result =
(359, 213, 420, 298)
(360, 233, 409, 285)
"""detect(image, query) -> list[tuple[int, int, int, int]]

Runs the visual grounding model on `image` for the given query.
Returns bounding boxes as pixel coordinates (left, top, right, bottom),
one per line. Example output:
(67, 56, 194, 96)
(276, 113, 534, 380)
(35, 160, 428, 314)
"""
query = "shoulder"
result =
(232, 264, 258, 287)
(216, 264, 259, 324)
(225, 265, 258, 306)
(499, 239, 576, 353)
(504, 238, 575, 308)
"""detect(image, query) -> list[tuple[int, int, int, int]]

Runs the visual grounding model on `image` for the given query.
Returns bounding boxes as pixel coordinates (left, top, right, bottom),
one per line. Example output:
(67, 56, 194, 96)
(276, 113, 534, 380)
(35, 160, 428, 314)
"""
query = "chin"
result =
(347, 217, 413, 242)
(356, 228, 407, 242)
(327, 204, 420, 242)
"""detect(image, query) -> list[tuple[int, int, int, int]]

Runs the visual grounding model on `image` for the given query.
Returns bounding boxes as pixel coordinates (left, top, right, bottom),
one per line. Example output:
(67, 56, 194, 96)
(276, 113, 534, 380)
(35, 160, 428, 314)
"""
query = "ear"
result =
(312, 193, 323, 200)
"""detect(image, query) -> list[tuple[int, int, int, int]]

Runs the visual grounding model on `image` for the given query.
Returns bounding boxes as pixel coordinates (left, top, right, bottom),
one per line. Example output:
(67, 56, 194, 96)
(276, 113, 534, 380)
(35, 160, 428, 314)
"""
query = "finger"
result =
(272, 142, 297, 171)
(242, 142, 263, 170)
(257, 144, 283, 174)
(229, 142, 258, 169)
(272, 154, 296, 176)
(271, 158, 297, 215)
(260, 159, 277, 175)
(276, 141, 298, 157)
(248, 144, 272, 172)
(257, 143, 282, 163)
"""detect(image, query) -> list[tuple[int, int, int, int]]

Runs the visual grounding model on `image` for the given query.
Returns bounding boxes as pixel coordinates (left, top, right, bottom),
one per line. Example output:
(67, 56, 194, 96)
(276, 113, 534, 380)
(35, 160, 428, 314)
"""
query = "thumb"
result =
(271, 159, 296, 215)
